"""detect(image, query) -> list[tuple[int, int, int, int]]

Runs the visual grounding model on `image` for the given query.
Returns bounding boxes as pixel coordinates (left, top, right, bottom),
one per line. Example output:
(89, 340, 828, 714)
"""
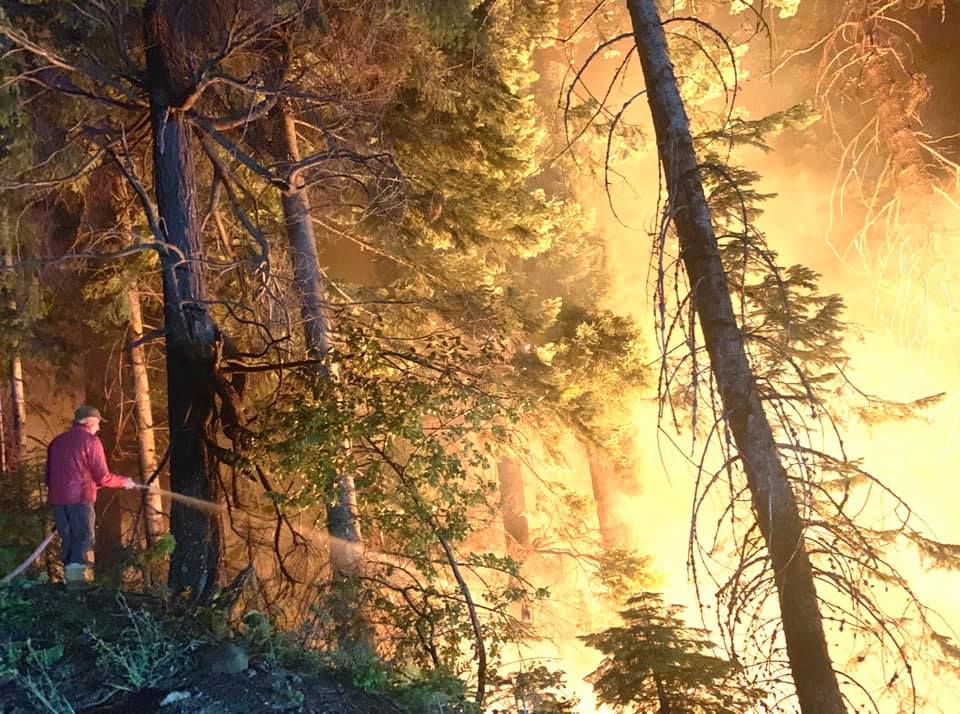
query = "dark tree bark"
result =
(144, 0, 223, 602)
(625, 2, 845, 712)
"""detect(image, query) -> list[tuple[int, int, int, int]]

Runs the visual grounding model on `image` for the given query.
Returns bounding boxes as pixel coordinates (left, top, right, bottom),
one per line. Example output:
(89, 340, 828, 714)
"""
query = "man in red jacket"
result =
(46, 405, 136, 584)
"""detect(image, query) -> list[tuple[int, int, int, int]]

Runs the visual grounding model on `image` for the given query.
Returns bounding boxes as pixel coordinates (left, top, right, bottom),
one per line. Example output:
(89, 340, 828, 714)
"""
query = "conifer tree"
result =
(623, 1, 846, 710)
(582, 592, 763, 713)
(0, 3, 651, 704)
(547, 1, 960, 710)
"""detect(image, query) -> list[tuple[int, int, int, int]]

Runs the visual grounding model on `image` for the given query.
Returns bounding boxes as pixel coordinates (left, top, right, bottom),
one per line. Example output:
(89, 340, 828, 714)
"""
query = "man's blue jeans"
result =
(51, 504, 95, 565)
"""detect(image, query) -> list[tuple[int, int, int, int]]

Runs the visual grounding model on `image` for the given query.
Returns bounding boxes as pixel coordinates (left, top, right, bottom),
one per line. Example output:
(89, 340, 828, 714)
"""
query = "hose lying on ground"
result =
(2, 530, 56, 584)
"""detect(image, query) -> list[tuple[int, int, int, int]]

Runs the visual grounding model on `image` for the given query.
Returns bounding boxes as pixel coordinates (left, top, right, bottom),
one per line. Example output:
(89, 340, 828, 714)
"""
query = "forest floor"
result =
(0, 581, 406, 713)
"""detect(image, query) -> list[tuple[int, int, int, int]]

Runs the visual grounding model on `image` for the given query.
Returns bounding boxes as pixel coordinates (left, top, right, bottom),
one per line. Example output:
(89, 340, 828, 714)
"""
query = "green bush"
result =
(391, 667, 478, 714)
(328, 643, 391, 691)
(85, 593, 190, 692)
(0, 462, 50, 581)
(1, 637, 75, 714)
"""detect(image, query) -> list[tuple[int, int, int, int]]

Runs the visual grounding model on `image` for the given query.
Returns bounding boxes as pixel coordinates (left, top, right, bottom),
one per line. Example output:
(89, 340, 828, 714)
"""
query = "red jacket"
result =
(45, 426, 127, 505)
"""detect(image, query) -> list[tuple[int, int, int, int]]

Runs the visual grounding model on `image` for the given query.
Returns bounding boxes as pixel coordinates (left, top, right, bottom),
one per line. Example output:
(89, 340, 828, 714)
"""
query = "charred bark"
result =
(625, 1, 845, 711)
(144, 0, 223, 602)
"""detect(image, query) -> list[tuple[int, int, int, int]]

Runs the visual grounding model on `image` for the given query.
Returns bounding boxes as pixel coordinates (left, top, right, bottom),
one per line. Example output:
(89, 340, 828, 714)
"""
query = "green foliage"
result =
(1, 637, 75, 714)
(0, 462, 49, 579)
(389, 665, 479, 714)
(370, 0, 649, 465)
(486, 665, 579, 713)
(238, 605, 484, 710)
(581, 593, 764, 713)
(512, 305, 647, 443)
(398, 0, 480, 51)
(254, 317, 526, 672)
(236, 608, 307, 670)
(85, 594, 191, 692)
(239, 608, 275, 646)
(329, 642, 391, 691)
(373, 1, 585, 297)
(0, 584, 31, 623)
(1, 1, 649, 704)
(93, 533, 176, 590)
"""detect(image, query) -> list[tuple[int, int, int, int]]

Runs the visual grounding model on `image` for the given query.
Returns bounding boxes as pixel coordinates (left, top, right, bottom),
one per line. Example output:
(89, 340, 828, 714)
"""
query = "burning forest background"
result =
(1, 1, 960, 712)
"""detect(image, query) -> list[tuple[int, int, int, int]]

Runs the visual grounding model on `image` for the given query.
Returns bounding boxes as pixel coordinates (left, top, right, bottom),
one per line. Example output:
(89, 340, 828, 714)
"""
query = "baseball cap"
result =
(74, 405, 107, 423)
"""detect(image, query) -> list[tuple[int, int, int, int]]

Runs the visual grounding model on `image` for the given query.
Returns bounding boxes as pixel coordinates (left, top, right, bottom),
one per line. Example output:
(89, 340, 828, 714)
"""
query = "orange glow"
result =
(530, 8, 960, 710)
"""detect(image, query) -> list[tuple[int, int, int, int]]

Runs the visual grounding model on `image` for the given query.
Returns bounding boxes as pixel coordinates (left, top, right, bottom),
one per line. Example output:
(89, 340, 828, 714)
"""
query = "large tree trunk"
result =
(277, 104, 331, 363)
(0, 379, 6, 475)
(497, 455, 531, 622)
(497, 456, 530, 553)
(862, 49, 935, 203)
(8, 353, 25, 467)
(2, 251, 26, 468)
(850, 1, 937, 209)
(144, 0, 223, 602)
(585, 443, 631, 551)
(273, 102, 365, 641)
(127, 285, 164, 546)
(326, 472, 365, 645)
(625, 2, 845, 712)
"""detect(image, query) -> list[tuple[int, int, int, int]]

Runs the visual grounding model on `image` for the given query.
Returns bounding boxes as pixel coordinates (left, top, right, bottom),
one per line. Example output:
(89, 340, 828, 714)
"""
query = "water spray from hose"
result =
(133, 483, 225, 514)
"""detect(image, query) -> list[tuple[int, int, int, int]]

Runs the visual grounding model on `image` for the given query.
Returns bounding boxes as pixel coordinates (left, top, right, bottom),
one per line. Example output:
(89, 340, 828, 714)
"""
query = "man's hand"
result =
(122, 478, 138, 490)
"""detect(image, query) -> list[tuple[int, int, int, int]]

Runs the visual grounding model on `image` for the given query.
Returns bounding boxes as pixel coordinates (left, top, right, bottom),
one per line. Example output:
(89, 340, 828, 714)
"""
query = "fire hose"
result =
(1, 530, 56, 584)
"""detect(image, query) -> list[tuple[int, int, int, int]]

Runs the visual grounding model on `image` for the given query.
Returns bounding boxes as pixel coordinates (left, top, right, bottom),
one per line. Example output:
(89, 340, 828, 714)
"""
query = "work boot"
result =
(64, 563, 90, 589)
